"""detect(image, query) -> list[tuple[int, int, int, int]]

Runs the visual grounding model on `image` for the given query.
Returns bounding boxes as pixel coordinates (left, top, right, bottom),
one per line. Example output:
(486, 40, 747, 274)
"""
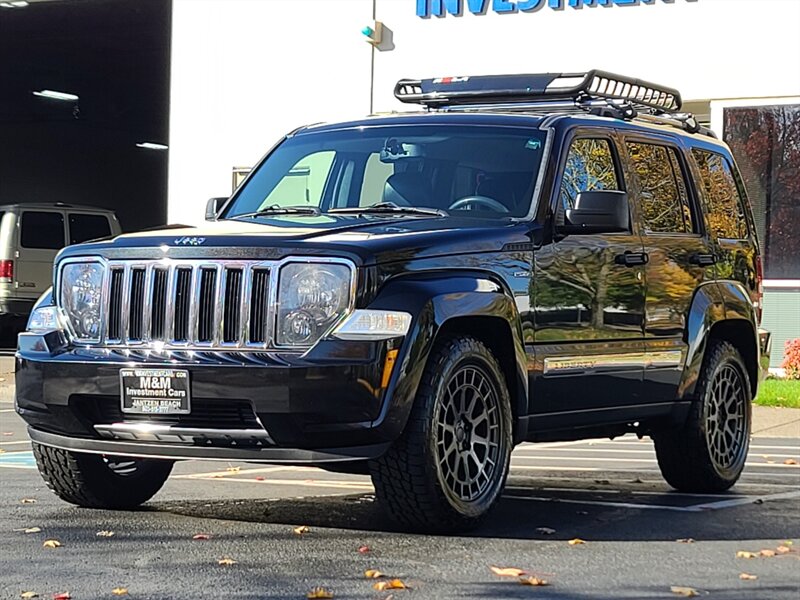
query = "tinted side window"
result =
(692, 149, 748, 239)
(21, 212, 65, 250)
(559, 138, 621, 212)
(69, 213, 112, 244)
(627, 143, 694, 234)
(359, 153, 395, 207)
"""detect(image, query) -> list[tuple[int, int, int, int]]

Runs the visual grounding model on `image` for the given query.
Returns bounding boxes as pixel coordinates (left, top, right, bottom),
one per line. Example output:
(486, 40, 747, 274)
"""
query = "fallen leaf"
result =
(111, 589, 128, 596)
(670, 586, 699, 597)
(192, 533, 211, 540)
(776, 545, 792, 554)
(52, 593, 71, 599)
(739, 573, 758, 581)
(357, 545, 370, 554)
(364, 569, 384, 579)
(42, 540, 61, 549)
(96, 530, 115, 537)
(630, 477, 644, 484)
(737, 551, 758, 559)
(13, 527, 42, 534)
(1, 431, 12, 435)
(255, 476, 265, 481)
(535, 527, 556, 535)
(218, 557, 237, 566)
(490, 566, 527, 577)
(306, 587, 334, 599)
(676, 538, 695, 544)
(373, 579, 406, 591)
(519, 576, 549, 586)
(293, 525, 310, 535)
(0, 449, 5, 454)
(785, 541, 794, 546)
(784, 459, 798, 466)
(568, 538, 586, 546)
(20, 498, 37, 504)
(226, 466, 241, 473)
(20, 593, 38, 599)
(760, 549, 776, 557)
(594, 479, 610, 485)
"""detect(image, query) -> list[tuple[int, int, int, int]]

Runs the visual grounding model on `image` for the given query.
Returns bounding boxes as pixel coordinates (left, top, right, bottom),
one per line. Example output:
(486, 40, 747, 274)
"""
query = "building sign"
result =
(417, 0, 697, 18)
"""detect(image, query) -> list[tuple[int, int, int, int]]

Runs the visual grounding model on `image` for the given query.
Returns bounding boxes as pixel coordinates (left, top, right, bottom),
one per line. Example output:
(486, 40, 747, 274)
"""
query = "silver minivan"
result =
(0, 203, 121, 323)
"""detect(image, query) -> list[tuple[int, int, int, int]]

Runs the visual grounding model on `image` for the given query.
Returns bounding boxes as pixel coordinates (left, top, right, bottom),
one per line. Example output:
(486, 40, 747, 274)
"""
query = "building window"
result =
(724, 105, 800, 279)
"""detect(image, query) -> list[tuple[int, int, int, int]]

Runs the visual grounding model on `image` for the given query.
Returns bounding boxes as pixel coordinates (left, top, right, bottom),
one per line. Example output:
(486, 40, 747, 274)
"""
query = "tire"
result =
(370, 335, 513, 533)
(32, 443, 174, 509)
(654, 340, 752, 493)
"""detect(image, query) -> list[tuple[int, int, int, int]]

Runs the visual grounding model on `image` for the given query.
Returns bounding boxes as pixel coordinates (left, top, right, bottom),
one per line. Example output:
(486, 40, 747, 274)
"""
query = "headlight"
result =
(60, 262, 105, 342)
(276, 262, 352, 348)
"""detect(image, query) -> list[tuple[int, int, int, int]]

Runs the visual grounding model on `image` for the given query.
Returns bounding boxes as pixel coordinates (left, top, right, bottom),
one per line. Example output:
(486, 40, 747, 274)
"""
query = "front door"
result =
(531, 133, 647, 417)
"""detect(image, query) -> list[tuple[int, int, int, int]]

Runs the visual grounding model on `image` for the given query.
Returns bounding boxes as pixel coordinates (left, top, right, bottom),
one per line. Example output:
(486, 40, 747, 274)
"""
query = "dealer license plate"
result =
(120, 368, 191, 415)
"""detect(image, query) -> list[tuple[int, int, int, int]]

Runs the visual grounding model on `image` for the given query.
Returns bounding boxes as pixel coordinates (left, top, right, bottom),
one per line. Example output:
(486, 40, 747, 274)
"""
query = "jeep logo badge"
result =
(173, 236, 206, 246)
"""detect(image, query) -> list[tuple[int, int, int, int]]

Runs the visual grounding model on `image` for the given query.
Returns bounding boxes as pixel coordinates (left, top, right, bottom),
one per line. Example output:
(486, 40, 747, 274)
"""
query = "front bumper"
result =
(16, 332, 406, 464)
(759, 327, 772, 381)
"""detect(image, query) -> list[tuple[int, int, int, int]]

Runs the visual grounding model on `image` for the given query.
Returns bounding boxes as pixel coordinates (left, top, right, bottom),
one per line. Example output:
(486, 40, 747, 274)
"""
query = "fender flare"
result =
(366, 271, 528, 442)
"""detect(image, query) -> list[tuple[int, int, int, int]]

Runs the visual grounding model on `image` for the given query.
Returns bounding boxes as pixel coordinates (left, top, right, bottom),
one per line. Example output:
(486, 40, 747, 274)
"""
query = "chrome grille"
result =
(97, 260, 274, 349)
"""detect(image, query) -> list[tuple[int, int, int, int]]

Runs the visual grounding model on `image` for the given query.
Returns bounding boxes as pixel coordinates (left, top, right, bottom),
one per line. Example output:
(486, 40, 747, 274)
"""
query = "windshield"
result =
(223, 125, 547, 220)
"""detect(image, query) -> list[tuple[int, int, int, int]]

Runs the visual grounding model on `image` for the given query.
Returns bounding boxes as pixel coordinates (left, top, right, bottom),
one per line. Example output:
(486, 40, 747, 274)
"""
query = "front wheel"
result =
(654, 340, 752, 492)
(370, 335, 513, 533)
(33, 443, 173, 509)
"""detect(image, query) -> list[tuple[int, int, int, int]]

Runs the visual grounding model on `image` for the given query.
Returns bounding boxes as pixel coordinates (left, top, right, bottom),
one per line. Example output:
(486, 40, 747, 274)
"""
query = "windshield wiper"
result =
(330, 202, 447, 218)
(228, 205, 321, 220)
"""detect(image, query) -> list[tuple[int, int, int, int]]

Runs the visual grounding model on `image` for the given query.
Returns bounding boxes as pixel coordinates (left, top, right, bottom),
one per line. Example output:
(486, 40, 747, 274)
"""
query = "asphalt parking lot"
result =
(1, 371, 799, 599)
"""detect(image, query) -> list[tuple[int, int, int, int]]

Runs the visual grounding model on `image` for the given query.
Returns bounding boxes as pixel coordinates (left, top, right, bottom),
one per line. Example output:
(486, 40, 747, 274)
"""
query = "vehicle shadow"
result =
(152, 476, 800, 542)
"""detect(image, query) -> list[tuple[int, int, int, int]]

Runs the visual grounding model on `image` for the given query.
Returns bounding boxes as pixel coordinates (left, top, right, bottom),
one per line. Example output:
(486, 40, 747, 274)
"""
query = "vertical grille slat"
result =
(197, 268, 217, 343)
(128, 268, 146, 341)
(249, 270, 270, 344)
(107, 269, 125, 340)
(150, 268, 168, 341)
(222, 268, 243, 344)
(173, 268, 192, 342)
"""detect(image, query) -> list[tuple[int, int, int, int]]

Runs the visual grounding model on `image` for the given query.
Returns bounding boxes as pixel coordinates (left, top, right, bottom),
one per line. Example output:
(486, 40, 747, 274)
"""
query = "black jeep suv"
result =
(17, 71, 771, 532)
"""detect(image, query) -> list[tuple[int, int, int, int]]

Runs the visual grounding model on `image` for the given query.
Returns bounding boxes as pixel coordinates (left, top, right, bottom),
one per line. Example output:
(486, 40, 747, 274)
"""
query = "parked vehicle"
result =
(0, 203, 120, 328)
(17, 71, 770, 532)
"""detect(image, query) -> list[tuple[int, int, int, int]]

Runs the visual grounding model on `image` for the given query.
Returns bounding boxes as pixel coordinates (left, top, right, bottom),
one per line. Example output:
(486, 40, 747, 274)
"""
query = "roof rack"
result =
(393, 70, 717, 137)
(395, 70, 682, 113)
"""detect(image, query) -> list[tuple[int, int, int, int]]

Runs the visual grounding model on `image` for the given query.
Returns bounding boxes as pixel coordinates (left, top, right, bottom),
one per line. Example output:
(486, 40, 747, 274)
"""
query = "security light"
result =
(33, 89, 79, 102)
(0, 1, 31, 8)
(136, 142, 168, 151)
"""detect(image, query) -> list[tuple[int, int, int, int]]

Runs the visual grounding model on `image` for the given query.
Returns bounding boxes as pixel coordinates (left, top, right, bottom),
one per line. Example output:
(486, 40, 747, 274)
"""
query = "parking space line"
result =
(0, 440, 30, 446)
(689, 490, 800, 511)
(183, 476, 373, 491)
(506, 493, 703, 512)
(0, 408, 16, 413)
(172, 466, 302, 479)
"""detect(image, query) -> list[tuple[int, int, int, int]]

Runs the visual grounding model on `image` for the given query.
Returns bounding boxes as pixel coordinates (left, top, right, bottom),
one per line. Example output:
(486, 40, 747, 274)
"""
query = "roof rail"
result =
(394, 70, 682, 113)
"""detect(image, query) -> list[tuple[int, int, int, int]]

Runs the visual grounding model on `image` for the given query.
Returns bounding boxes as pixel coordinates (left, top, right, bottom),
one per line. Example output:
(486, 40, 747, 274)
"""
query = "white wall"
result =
(169, 0, 800, 223)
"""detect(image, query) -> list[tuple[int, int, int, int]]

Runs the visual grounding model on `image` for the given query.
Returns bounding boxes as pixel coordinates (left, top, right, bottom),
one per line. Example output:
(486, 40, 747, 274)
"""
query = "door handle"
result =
(690, 253, 717, 266)
(614, 251, 649, 267)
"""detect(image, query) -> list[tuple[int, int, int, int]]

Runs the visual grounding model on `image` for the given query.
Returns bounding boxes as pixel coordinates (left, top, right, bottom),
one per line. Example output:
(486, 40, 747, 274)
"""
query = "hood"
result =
(58, 214, 535, 266)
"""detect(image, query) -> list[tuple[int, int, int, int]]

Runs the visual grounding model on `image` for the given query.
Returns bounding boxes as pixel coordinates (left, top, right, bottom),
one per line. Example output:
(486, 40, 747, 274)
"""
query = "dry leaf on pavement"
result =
(490, 567, 526, 577)
(13, 527, 42, 534)
(670, 586, 699, 597)
(226, 466, 241, 473)
(42, 540, 61, 549)
(0, 449, 5, 454)
(52, 593, 71, 599)
(192, 534, 210, 540)
(568, 538, 586, 546)
(739, 573, 758, 581)
(306, 587, 334, 599)
(255, 476, 265, 481)
(364, 570, 384, 579)
(519, 576, 549, 586)
(776, 545, 792, 554)
(20, 498, 37, 504)
(96, 531, 115, 538)
(293, 526, 310, 535)
(535, 527, 556, 535)
(218, 557, 237, 566)
(357, 545, 370, 554)
(111, 588, 128, 596)
(784, 459, 798, 465)
(373, 579, 407, 591)
(759, 549, 776, 557)
(20, 593, 38, 599)
(737, 551, 758, 559)
(676, 538, 695, 544)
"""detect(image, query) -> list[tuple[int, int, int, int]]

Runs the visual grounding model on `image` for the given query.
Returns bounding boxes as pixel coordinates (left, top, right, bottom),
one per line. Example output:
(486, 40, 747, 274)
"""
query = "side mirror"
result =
(561, 190, 630, 235)
(205, 197, 226, 221)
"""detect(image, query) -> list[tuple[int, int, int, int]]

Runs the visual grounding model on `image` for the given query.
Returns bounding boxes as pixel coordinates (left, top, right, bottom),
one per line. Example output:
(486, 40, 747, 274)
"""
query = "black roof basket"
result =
(394, 70, 683, 114)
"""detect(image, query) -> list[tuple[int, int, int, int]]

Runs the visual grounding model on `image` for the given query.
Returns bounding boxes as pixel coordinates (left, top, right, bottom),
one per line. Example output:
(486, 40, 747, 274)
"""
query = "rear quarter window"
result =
(21, 211, 65, 250)
(692, 149, 748, 240)
(69, 213, 112, 244)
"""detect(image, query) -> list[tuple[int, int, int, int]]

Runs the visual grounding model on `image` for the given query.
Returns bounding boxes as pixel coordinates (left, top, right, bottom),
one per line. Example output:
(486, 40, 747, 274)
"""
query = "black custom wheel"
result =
(370, 335, 512, 532)
(655, 340, 752, 492)
(33, 443, 173, 509)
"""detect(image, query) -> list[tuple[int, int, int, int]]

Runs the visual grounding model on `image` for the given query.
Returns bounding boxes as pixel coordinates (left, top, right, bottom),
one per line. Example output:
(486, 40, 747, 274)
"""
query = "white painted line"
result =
(514, 447, 657, 455)
(516, 440, 597, 450)
(172, 466, 303, 479)
(512, 455, 656, 463)
(537, 486, 749, 500)
(0, 440, 31, 446)
(689, 490, 800, 511)
(507, 474, 796, 490)
(505, 494, 702, 513)
(0, 464, 36, 470)
(185, 476, 374, 491)
(0, 409, 16, 413)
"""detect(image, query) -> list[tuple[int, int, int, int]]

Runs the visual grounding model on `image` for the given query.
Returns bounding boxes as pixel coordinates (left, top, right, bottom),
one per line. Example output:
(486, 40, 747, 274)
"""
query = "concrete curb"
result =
(752, 405, 800, 438)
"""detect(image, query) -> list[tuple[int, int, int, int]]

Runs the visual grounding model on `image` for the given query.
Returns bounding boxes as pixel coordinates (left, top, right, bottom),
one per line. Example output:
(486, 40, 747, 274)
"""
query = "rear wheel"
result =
(370, 335, 512, 533)
(32, 443, 173, 509)
(654, 340, 751, 492)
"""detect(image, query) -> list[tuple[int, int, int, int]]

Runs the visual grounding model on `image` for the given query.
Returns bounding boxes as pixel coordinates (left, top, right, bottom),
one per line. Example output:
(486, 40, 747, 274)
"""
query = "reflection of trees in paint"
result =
(724, 105, 800, 279)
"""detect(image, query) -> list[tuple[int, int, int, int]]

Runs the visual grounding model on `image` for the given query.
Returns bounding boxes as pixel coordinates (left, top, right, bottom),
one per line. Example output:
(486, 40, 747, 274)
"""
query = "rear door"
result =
(67, 212, 113, 244)
(621, 137, 714, 402)
(15, 210, 67, 299)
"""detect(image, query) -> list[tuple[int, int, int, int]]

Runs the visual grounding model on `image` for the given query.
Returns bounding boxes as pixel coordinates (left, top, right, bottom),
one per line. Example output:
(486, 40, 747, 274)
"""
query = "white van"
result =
(0, 203, 121, 322)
